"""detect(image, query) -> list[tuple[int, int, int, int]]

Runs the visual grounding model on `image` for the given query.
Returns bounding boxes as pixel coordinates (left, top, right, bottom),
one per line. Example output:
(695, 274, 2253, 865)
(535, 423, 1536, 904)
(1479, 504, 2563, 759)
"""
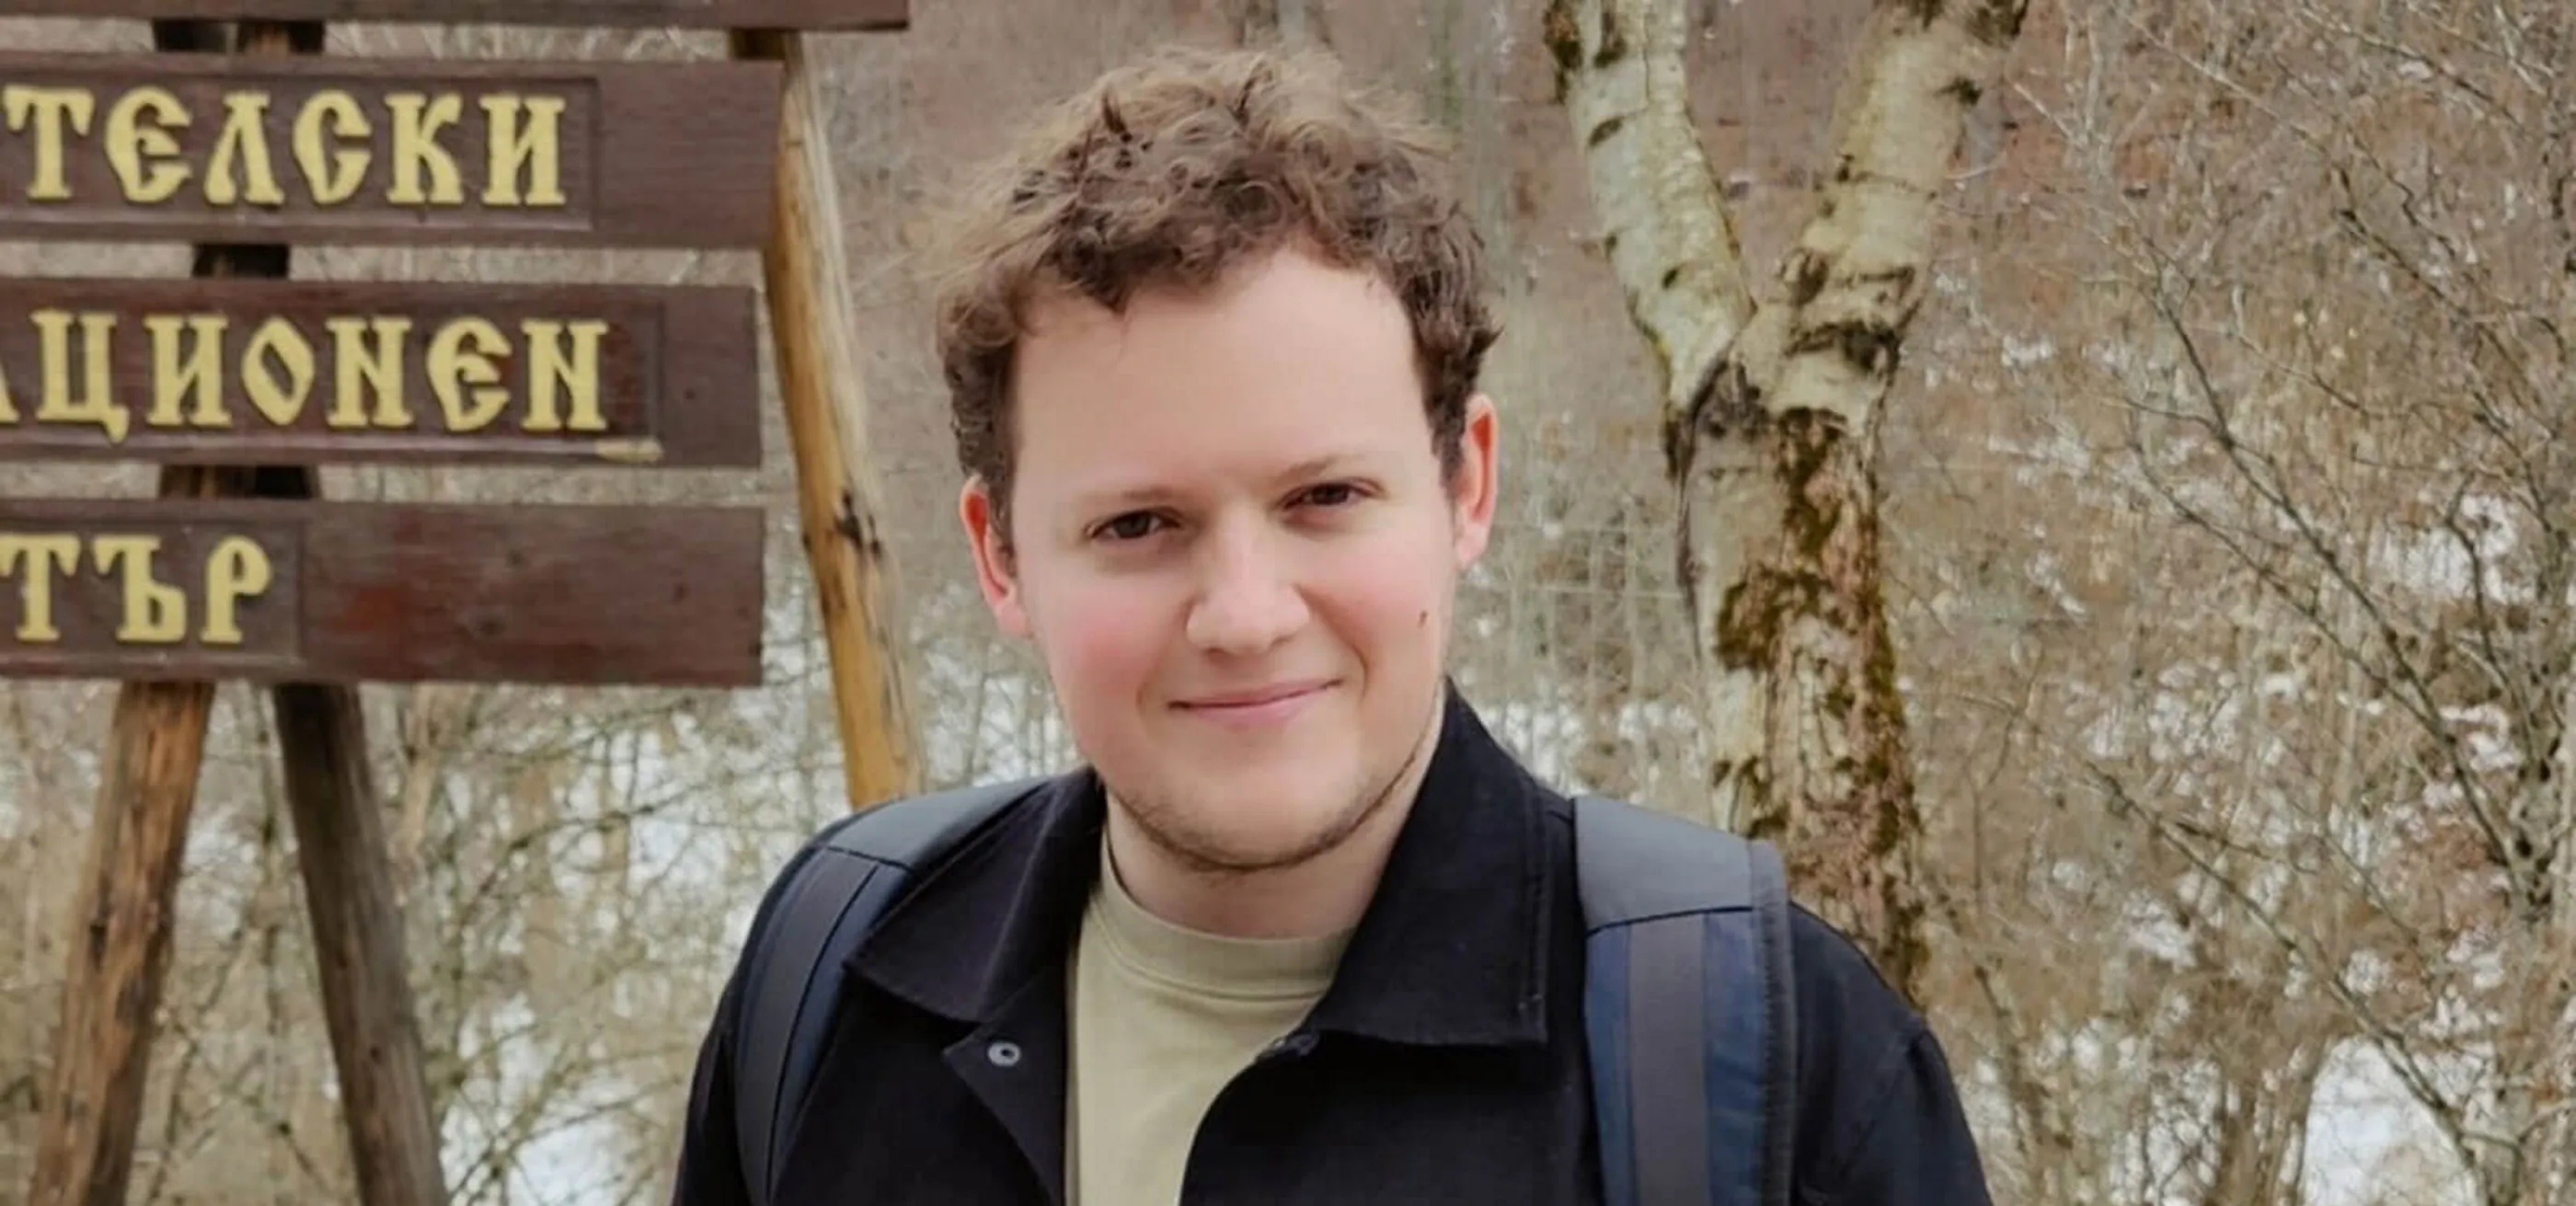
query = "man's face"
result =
(960, 245, 1498, 877)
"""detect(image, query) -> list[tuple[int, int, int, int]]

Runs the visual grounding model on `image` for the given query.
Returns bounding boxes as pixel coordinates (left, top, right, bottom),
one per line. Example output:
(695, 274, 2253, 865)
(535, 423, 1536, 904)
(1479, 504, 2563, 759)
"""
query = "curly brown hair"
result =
(927, 43, 1500, 541)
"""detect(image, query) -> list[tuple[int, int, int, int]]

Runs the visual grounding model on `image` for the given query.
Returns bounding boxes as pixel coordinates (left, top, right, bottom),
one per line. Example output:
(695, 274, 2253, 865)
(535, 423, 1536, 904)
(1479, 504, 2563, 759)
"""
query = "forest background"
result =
(3, 1, 2570, 1204)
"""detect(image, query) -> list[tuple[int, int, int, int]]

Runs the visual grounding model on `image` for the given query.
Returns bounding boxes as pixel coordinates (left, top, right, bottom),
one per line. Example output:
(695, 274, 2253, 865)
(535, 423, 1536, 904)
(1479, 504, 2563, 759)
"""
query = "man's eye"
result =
(1302, 482, 1359, 508)
(1098, 512, 1163, 542)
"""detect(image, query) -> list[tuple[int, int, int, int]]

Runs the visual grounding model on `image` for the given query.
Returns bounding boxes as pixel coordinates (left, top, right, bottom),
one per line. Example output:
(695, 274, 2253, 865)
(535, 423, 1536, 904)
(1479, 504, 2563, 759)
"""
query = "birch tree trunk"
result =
(1544, 0, 2027, 1000)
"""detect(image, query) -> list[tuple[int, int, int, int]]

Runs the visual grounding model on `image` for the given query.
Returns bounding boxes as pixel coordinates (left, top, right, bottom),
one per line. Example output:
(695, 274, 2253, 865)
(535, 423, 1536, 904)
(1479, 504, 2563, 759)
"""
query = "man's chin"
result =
(1123, 789, 1374, 877)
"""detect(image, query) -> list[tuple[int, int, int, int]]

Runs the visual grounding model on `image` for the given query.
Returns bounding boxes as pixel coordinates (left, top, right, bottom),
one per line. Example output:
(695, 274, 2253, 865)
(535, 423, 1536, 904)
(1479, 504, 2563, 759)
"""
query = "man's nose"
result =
(1183, 522, 1309, 655)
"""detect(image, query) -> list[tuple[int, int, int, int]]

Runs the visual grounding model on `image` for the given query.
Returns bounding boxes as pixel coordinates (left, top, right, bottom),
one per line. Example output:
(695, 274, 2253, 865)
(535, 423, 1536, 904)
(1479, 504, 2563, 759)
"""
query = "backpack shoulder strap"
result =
(733, 775, 1052, 1204)
(1574, 795, 1796, 1206)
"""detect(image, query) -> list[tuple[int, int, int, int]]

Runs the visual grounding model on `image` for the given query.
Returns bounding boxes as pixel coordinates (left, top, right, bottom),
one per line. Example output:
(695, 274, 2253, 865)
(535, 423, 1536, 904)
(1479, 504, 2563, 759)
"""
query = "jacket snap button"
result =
(986, 1040, 1022, 1068)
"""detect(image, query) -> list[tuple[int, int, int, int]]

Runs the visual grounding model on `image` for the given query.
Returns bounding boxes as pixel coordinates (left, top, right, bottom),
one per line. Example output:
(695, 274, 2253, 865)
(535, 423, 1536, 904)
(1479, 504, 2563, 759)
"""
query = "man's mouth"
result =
(1174, 679, 1336, 722)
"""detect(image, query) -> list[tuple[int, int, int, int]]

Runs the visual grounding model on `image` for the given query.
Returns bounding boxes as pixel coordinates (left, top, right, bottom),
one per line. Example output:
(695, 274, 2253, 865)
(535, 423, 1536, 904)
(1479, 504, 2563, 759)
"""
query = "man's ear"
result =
(1448, 393, 1500, 569)
(960, 476, 1031, 638)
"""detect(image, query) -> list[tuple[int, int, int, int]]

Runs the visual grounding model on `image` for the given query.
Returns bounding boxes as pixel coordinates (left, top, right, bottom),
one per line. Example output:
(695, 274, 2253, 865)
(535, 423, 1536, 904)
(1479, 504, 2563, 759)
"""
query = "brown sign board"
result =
(0, 53, 782, 247)
(0, 0, 906, 29)
(0, 277, 761, 466)
(0, 497, 764, 685)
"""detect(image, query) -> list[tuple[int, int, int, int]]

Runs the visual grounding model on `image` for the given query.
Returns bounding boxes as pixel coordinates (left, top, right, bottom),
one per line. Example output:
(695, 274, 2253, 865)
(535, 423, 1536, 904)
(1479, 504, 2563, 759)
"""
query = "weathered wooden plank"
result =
(0, 498, 765, 685)
(0, 53, 783, 247)
(730, 28, 918, 809)
(254, 464, 446, 1206)
(272, 672, 451, 1206)
(28, 622, 226, 1206)
(0, 278, 762, 465)
(26, 466, 259, 1206)
(0, 0, 907, 29)
(27, 25, 315, 1206)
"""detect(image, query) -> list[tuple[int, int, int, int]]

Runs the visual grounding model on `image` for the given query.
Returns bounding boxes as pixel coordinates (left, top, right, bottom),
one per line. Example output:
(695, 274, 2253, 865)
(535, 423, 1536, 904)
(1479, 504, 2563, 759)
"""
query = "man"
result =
(672, 43, 1991, 1205)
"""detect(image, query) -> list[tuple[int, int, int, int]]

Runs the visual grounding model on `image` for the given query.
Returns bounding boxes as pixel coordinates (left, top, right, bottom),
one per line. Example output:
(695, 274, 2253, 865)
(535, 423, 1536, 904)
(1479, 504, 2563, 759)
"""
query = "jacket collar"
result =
(849, 685, 1558, 1050)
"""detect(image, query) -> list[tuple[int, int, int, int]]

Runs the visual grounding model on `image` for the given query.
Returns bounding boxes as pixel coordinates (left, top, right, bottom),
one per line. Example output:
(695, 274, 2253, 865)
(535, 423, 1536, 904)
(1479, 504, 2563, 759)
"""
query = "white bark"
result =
(1545, 0, 1754, 411)
(1547, 0, 2027, 1000)
(1535, 0, 2019, 999)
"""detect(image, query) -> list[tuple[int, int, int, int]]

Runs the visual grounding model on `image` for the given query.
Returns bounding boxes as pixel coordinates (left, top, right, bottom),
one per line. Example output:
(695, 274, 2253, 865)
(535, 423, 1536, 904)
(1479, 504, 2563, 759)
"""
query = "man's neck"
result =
(1103, 701, 1444, 940)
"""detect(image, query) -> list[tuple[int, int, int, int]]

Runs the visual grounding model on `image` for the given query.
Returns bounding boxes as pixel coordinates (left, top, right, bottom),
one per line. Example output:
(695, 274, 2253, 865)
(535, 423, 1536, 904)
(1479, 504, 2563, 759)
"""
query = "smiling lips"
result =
(1173, 680, 1336, 727)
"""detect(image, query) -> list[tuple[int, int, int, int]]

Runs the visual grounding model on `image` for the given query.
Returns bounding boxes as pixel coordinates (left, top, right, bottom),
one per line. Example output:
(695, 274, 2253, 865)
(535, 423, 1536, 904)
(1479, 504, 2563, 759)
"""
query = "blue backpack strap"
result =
(732, 775, 1053, 1204)
(1574, 796, 1796, 1206)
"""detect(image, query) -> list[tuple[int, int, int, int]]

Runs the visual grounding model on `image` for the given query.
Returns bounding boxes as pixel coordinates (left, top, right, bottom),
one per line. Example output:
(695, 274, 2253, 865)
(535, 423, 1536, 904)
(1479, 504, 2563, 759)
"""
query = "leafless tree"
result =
(2008, 0, 2576, 1200)
(1543, 0, 2030, 1002)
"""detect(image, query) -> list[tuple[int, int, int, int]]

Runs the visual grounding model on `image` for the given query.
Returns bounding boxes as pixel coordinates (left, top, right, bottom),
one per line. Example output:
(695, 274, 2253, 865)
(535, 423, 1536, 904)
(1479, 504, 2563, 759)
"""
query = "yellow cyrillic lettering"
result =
(429, 317, 508, 431)
(4, 86, 94, 201)
(205, 89, 285, 206)
(201, 534, 271, 646)
(105, 86, 190, 204)
(91, 535, 186, 644)
(241, 317, 316, 426)
(144, 314, 232, 429)
(327, 316, 415, 429)
(11, 82, 585, 213)
(522, 318, 606, 433)
(480, 94, 566, 207)
(33, 310, 129, 443)
(385, 92, 463, 206)
(0, 534, 80, 642)
(293, 90, 369, 206)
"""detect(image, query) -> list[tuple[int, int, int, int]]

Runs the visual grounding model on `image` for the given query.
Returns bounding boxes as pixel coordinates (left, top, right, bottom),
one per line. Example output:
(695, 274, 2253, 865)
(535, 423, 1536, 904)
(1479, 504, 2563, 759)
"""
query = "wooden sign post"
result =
(727, 24, 922, 813)
(12, 6, 920, 1204)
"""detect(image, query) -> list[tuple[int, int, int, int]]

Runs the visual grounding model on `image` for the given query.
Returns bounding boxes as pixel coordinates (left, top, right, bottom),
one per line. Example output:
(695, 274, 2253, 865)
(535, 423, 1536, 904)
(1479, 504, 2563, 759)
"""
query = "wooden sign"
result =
(0, 0, 907, 29)
(0, 497, 764, 685)
(0, 52, 783, 247)
(0, 278, 761, 465)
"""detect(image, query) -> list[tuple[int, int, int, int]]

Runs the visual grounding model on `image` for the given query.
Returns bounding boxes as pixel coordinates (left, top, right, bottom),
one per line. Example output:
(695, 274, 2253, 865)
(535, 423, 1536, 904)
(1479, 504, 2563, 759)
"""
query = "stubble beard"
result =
(1109, 693, 1443, 880)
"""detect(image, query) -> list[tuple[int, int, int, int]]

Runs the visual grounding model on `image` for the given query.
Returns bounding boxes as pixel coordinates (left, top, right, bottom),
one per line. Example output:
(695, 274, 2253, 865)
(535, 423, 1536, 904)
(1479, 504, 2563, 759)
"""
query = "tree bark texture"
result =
(1545, 0, 2029, 1003)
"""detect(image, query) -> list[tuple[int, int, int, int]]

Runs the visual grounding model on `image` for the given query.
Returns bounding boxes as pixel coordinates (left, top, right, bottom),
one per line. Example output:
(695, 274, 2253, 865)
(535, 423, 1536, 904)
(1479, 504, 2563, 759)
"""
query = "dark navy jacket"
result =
(672, 690, 1994, 1204)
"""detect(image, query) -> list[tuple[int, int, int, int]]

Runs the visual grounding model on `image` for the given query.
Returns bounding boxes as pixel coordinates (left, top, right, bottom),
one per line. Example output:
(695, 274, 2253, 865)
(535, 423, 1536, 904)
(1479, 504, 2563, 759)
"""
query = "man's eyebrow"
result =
(1066, 453, 1386, 511)
(1068, 482, 1179, 511)
(1274, 454, 1372, 483)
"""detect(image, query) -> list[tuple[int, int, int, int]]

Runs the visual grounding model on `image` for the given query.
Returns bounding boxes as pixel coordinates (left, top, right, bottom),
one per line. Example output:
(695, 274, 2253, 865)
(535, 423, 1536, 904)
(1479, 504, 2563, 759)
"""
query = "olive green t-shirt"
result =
(1064, 838, 1352, 1205)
